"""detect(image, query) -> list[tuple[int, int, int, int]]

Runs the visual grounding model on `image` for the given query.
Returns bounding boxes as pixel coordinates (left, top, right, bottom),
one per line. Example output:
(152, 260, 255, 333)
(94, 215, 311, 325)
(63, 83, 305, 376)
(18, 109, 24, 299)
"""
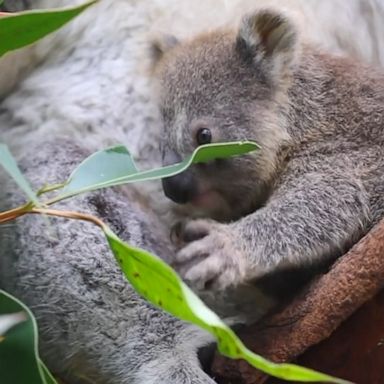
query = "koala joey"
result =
(154, 9, 384, 296)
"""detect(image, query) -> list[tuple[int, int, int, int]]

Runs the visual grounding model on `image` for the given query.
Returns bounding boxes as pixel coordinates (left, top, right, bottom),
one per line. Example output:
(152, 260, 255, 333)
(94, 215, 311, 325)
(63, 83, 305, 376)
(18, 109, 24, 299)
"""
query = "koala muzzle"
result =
(162, 149, 197, 204)
(162, 171, 197, 204)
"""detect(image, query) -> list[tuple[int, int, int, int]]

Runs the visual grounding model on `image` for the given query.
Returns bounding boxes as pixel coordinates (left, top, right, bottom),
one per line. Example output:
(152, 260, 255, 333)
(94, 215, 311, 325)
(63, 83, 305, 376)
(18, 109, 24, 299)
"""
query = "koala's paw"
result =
(171, 219, 248, 291)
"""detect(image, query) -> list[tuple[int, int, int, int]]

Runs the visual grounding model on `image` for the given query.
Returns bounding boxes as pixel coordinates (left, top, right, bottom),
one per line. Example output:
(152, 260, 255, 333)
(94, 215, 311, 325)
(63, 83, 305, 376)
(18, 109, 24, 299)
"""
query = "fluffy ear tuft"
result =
(236, 9, 298, 84)
(150, 34, 179, 67)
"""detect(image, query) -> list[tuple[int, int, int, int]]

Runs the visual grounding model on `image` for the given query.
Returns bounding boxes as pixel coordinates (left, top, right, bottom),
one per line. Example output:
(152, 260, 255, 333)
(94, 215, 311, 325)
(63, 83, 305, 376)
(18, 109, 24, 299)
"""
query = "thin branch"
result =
(37, 183, 65, 196)
(29, 207, 107, 230)
(0, 203, 31, 223)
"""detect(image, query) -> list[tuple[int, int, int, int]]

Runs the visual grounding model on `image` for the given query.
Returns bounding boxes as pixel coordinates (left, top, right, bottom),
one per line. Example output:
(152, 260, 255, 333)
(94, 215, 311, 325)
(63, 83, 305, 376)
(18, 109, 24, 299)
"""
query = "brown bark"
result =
(212, 219, 384, 384)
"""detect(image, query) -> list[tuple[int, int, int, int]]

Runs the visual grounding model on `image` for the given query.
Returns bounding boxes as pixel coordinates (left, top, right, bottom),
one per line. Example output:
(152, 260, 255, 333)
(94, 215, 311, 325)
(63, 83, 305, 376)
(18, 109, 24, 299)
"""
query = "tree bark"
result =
(212, 219, 384, 384)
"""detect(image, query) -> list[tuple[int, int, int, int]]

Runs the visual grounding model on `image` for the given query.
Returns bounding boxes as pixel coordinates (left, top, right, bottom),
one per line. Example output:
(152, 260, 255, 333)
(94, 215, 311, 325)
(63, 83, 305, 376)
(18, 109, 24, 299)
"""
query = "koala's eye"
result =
(196, 128, 212, 145)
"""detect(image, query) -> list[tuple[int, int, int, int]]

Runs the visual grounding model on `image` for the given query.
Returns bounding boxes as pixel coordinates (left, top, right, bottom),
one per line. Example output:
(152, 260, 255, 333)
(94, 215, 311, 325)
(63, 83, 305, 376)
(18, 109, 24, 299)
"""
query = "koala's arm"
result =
(175, 158, 370, 290)
(238, 164, 370, 276)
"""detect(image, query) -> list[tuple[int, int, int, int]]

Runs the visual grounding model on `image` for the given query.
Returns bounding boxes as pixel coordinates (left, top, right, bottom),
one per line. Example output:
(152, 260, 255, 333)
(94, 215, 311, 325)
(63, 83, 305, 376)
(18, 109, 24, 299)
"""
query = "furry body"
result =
(0, 140, 215, 384)
(0, 0, 383, 383)
(0, 1, 215, 382)
(156, 11, 384, 294)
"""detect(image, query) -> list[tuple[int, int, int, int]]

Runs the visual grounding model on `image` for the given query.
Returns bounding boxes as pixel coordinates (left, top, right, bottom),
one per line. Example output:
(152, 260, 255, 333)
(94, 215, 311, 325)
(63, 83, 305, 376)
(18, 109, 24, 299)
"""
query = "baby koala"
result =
(153, 9, 384, 294)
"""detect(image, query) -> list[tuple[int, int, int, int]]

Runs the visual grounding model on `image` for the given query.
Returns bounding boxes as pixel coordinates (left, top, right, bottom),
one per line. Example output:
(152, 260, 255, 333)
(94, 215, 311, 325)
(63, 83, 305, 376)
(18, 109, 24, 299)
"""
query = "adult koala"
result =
(0, 1, 217, 383)
(0, 140, 216, 384)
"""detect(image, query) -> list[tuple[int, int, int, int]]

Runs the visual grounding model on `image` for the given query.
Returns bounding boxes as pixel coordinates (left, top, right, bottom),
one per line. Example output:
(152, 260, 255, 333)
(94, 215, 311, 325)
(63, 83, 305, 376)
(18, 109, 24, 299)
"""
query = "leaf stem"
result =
(37, 183, 65, 196)
(29, 207, 107, 230)
(0, 203, 32, 223)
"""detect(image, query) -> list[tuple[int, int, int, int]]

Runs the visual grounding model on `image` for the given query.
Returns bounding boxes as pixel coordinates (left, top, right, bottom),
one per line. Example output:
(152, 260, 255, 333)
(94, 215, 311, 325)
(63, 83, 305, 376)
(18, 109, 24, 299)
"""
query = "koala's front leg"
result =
(173, 168, 370, 291)
(172, 219, 248, 290)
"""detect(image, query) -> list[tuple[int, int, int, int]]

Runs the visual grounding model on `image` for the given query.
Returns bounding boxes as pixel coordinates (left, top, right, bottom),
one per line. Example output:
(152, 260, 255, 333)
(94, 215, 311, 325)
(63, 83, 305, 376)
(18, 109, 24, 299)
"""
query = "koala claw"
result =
(172, 219, 247, 291)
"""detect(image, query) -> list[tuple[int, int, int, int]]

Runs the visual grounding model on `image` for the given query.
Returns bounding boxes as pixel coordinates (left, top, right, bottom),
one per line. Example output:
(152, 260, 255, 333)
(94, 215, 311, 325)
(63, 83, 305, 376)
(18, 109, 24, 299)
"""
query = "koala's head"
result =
(152, 10, 299, 220)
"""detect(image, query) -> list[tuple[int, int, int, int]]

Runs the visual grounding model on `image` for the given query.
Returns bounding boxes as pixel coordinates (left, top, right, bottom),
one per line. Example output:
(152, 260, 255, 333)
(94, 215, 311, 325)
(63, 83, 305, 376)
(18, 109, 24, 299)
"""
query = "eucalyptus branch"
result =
(0, 203, 33, 224)
(36, 183, 66, 197)
(30, 207, 107, 230)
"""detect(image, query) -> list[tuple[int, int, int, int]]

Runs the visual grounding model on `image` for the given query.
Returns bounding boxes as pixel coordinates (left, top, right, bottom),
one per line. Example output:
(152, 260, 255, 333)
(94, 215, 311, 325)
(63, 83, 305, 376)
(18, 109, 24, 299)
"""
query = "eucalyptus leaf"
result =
(60, 141, 259, 199)
(0, 0, 97, 57)
(0, 143, 39, 205)
(39, 360, 58, 384)
(104, 227, 350, 384)
(61, 144, 137, 196)
(0, 290, 57, 384)
(0, 312, 27, 335)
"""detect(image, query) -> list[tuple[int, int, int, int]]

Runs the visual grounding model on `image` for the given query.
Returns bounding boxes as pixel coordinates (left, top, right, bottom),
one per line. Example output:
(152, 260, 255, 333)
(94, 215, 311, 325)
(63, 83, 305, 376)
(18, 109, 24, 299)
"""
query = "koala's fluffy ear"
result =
(236, 9, 298, 85)
(150, 35, 179, 67)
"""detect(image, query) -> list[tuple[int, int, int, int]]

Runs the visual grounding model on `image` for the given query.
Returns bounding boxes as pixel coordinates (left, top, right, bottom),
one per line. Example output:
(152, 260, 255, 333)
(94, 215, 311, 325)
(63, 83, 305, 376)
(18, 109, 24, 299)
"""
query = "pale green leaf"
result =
(62, 145, 137, 196)
(60, 141, 259, 199)
(0, 1, 97, 57)
(0, 143, 39, 205)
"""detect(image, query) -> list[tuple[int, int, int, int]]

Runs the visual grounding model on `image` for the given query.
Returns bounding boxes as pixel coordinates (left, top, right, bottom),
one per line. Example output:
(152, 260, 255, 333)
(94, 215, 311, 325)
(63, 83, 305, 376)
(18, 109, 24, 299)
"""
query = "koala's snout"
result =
(162, 148, 197, 204)
(162, 171, 197, 204)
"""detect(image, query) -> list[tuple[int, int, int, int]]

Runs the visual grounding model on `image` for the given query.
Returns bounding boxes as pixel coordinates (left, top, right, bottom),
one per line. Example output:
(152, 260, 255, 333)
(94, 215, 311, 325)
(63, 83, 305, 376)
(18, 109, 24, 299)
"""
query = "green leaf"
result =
(0, 290, 57, 384)
(61, 144, 138, 196)
(104, 228, 350, 384)
(60, 141, 259, 199)
(0, 1, 97, 57)
(39, 360, 58, 384)
(0, 312, 27, 336)
(0, 143, 39, 205)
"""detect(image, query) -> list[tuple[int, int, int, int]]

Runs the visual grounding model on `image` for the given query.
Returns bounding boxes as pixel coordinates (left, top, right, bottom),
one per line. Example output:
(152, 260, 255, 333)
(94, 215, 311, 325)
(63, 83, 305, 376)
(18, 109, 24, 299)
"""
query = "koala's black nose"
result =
(161, 148, 198, 204)
(162, 171, 197, 204)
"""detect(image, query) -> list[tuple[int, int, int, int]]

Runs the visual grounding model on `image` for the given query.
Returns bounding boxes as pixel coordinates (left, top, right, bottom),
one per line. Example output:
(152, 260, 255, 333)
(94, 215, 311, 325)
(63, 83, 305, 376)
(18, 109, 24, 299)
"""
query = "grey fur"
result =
(1, 2, 383, 383)
(0, 1, 220, 381)
(0, 139, 215, 384)
(154, 9, 384, 292)
(0, 0, 32, 12)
